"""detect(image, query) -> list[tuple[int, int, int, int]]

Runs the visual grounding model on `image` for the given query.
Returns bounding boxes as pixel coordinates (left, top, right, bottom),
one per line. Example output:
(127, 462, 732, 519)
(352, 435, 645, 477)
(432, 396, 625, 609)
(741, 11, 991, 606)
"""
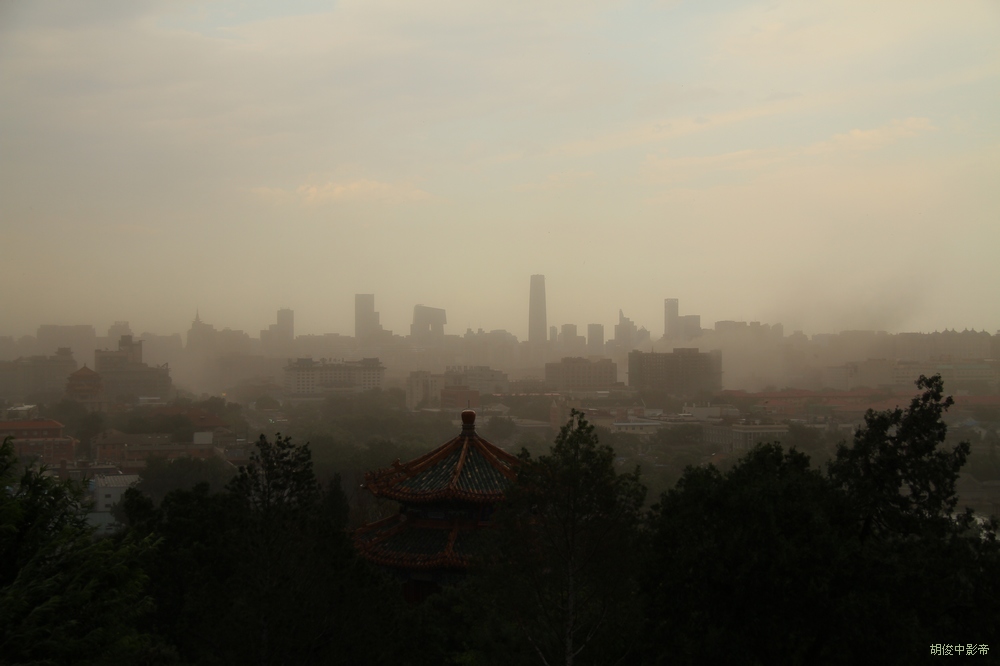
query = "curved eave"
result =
(363, 432, 519, 502)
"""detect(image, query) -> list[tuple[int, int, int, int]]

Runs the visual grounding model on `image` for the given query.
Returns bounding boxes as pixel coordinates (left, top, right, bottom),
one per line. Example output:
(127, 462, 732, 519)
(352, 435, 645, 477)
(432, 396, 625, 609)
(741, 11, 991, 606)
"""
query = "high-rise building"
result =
(261, 308, 295, 356)
(664, 299, 702, 339)
(410, 305, 447, 343)
(614, 310, 637, 352)
(276, 308, 294, 340)
(528, 275, 547, 345)
(587, 324, 604, 355)
(664, 299, 679, 338)
(355, 294, 379, 343)
(410, 305, 448, 344)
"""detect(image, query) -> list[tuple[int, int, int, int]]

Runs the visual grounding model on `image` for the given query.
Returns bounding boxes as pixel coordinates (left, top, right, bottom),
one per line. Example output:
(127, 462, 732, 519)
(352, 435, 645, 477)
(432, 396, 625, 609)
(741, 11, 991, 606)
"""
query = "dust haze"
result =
(2, 0, 999, 396)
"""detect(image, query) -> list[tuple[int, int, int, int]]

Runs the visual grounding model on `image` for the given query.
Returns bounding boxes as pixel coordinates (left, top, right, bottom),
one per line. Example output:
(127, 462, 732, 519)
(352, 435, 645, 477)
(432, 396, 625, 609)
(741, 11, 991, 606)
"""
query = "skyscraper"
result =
(587, 324, 605, 355)
(664, 298, 679, 338)
(355, 294, 378, 343)
(276, 308, 294, 341)
(528, 275, 547, 345)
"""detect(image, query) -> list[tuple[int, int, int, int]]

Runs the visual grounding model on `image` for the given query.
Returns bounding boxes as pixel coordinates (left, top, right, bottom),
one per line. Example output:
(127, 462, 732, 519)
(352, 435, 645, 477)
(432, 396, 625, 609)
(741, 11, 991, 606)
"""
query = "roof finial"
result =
(461, 409, 476, 432)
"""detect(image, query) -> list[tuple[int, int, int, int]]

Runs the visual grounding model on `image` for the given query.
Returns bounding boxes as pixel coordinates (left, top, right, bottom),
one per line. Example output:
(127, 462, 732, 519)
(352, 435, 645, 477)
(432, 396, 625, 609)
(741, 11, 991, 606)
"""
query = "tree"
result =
(480, 411, 646, 666)
(643, 444, 855, 665)
(137, 455, 236, 505)
(827, 374, 970, 541)
(642, 375, 1000, 665)
(0, 437, 170, 664)
(119, 433, 407, 665)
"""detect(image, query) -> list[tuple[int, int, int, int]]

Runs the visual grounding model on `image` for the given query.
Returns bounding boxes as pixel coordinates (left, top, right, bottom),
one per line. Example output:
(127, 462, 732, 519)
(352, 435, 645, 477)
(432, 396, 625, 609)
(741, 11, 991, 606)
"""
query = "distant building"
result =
(261, 308, 295, 357)
(628, 348, 722, 397)
(404, 366, 509, 410)
(284, 357, 385, 395)
(355, 295, 392, 345)
(91, 474, 141, 512)
(559, 324, 586, 355)
(528, 275, 547, 345)
(545, 357, 618, 392)
(664, 299, 679, 338)
(405, 370, 447, 410)
(94, 429, 224, 472)
(0, 419, 77, 465)
(65, 365, 104, 411)
(186, 311, 217, 354)
(663, 299, 701, 339)
(703, 423, 789, 453)
(411, 305, 447, 344)
(36, 325, 97, 365)
(88, 473, 141, 534)
(441, 386, 480, 410)
(444, 366, 510, 395)
(0, 347, 77, 401)
(587, 324, 605, 356)
(95, 335, 173, 401)
(614, 310, 637, 352)
(611, 419, 667, 436)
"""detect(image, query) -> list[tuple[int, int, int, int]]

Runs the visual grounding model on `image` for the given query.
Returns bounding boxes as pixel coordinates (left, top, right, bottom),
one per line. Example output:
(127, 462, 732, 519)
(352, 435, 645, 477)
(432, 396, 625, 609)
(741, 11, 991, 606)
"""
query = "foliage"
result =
(480, 410, 646, 666)
(0, 436, 169, 664)
(642, 375, 1000, 665)
(644, 444, 855, 665)
(827, 374, 970, 541)
(137, 455, 237, 505)
(120, 433, 409, 665)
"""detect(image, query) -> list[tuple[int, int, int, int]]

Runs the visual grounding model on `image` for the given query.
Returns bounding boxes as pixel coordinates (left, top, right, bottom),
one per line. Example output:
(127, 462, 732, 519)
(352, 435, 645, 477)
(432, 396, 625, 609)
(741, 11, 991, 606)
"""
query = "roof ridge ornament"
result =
(461, 409, 476, 432)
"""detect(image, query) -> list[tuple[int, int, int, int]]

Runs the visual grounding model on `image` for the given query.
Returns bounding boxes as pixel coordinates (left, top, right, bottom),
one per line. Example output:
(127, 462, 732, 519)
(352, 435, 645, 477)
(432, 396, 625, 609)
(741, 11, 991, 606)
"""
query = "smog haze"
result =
(2, 0, 998, 339)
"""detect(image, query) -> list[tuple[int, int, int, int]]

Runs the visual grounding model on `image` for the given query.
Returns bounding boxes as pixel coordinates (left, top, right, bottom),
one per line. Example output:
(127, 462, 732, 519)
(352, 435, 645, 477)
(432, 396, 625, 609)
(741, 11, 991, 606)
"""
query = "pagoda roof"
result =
(363, 410, 519, 504)
(353, 513, 491, 571)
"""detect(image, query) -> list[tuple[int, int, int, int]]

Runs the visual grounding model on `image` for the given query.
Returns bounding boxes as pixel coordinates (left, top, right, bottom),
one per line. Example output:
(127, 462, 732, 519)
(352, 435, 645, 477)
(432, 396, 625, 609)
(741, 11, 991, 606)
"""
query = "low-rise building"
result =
(628, 348, 722, 397)
(284, 357, 385, 395)
(611, 419, 667, 436)
(703, 423, 789, 453)
(544, 357, 618, 392)
(0, 419, 77, 465)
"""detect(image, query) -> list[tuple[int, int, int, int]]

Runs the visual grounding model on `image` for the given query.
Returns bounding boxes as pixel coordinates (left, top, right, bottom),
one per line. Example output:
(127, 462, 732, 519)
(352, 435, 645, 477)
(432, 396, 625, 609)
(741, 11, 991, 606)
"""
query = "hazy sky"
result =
(2, 0, 998, 340)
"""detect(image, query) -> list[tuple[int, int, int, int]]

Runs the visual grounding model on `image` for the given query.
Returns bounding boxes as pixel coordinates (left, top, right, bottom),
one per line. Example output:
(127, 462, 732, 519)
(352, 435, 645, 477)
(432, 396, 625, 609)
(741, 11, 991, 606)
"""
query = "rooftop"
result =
(363, 410, 519, 504)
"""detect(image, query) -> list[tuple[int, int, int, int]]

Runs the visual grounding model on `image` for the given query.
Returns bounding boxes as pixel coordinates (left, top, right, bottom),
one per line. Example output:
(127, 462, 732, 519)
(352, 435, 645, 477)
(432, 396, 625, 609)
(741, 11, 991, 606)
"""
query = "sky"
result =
(1, 0, 998, 340)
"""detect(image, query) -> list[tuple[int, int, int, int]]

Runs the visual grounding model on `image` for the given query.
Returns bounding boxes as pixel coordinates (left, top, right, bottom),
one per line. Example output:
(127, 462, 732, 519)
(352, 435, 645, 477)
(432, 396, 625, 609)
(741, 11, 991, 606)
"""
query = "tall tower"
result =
(276, 308, 294, 341)
(664, 298, 679, 338)
(355, 294, 377, 342)
(528, 275, 547, 345)
(587, 324, 604, 355)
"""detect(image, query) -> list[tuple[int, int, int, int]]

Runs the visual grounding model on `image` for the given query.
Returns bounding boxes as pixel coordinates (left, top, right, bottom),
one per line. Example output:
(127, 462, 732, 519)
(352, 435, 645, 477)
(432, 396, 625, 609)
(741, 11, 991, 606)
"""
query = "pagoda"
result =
(353, 409, 519, 602)
(65, 365, 104, 412)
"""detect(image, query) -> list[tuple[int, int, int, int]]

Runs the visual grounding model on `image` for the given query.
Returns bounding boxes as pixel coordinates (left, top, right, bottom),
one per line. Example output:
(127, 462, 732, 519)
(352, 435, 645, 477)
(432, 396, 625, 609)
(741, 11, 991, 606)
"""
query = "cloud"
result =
(549, 96, 814, 158)
(806, 117, 935, 154)
(645, 117, 935, 185)
(513, 170, 595, 192)
(251, 178, 435, 205)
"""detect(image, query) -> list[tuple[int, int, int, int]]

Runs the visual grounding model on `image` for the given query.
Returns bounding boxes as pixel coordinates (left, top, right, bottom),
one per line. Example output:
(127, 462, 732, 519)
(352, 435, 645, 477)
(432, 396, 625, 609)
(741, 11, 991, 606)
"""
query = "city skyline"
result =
(2, 2, 998, 339)
(3, 285, 999, 346)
